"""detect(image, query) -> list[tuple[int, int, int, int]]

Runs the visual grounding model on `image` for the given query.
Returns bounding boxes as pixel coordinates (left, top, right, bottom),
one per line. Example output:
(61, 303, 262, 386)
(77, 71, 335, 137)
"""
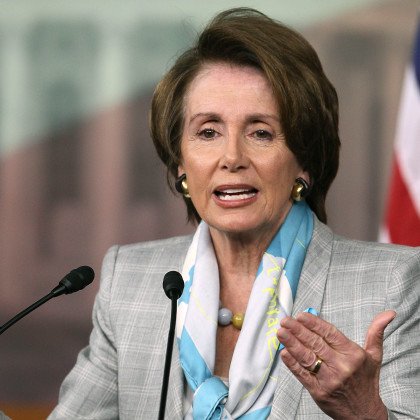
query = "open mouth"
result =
(214, 187, 258, 201)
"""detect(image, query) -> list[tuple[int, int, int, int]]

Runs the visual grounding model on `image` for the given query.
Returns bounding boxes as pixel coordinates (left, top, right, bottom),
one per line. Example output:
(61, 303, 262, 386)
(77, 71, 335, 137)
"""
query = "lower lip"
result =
(212, 191, 258, 208)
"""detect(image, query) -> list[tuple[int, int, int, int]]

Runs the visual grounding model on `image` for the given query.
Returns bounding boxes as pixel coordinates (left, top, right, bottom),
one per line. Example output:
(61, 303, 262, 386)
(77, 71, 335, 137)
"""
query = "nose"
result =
(219, 134, 249, 172)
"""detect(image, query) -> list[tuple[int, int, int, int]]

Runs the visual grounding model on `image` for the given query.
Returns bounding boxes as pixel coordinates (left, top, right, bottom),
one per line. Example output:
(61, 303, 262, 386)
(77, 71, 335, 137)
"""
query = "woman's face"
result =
(179, 63, 308, 238)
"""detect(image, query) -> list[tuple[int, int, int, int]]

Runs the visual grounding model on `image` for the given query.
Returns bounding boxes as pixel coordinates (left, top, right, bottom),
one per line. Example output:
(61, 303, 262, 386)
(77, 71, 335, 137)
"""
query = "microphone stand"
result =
(158, 292, 178, 420)
(159, 270, 184, 420)
(0, 292, 55, 336)
(0, 266, 94, 336)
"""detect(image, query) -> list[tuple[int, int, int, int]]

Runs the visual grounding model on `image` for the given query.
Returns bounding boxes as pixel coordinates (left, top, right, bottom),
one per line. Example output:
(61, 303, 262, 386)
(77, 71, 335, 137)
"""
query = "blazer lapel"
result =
(270, 219, 333, 419)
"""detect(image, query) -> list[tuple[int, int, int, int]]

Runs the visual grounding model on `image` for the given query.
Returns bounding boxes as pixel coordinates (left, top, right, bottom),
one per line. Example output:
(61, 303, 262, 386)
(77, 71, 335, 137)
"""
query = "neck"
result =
(209, 223, 281, 289)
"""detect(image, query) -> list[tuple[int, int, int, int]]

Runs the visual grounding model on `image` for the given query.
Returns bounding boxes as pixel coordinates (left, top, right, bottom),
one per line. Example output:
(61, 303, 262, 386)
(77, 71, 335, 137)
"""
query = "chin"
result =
(208, 215, 268, 236)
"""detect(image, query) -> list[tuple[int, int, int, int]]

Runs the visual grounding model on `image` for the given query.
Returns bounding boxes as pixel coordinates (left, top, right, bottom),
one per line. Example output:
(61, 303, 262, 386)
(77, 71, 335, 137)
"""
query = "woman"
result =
(48, 8, 419, 419)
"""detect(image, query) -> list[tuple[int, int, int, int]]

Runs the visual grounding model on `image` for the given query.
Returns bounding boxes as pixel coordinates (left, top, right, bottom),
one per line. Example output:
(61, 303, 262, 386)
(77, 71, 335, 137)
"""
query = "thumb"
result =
(364, 310, 396, 363)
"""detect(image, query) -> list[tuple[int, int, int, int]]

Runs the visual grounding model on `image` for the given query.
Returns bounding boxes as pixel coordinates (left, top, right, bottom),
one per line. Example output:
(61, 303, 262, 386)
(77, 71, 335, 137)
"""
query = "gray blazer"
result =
(48, 219, 420, 419)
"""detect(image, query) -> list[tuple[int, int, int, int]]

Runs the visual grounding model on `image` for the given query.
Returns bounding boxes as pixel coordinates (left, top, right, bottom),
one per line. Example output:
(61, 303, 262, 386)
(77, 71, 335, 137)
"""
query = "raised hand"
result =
(277, 310, 396, 419)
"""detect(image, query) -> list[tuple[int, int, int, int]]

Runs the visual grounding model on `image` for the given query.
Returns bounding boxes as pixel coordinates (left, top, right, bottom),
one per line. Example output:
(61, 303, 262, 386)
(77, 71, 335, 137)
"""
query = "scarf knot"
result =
(193, 377, 228, 420)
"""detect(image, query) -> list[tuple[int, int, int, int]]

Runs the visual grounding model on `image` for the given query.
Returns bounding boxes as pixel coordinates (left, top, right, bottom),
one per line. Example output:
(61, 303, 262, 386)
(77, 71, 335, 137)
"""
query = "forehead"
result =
(183, 62, 278, 116)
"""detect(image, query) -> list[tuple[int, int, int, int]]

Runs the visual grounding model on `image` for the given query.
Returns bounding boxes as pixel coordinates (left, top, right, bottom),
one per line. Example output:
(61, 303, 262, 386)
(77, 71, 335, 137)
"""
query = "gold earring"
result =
(291, 178, 310, 201)
(175, 174, 190, 198)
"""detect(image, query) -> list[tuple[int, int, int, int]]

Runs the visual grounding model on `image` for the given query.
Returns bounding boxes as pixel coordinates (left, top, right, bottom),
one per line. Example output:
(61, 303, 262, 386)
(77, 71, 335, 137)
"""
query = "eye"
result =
(252, 129, 273, 141)
(197, 128, 217, 140)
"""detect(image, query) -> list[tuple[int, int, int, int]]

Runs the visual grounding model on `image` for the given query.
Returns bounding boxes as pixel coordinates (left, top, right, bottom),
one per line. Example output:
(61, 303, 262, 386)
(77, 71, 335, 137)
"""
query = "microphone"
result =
(51, 266, 95, 296)
(163, 270, 184, 300)
(158, 271, 184, 420)
(0, 266, 95, 336)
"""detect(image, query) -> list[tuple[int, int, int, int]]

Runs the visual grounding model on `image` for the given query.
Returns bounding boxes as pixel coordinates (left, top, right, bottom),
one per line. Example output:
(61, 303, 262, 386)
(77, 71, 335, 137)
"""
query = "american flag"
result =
(381, 19, 420, 246)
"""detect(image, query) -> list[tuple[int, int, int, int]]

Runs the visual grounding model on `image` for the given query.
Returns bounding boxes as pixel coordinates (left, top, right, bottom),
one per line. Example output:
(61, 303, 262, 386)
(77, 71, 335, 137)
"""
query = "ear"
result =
(297, 170, 310, 186)
(177, 164, 185, 177)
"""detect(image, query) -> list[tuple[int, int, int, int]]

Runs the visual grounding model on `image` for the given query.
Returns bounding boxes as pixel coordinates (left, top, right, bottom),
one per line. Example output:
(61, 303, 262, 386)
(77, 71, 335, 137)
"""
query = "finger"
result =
(278, 325, 320, 370)
(280, 348, 316, 387)
(364, 310, 396, 363)
(295, 312, 350, 350)
(279, 317, 336, 362)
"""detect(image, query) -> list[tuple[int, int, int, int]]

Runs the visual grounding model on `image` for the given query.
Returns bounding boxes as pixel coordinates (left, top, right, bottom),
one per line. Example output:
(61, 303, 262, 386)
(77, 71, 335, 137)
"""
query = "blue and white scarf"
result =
(177, 201, 314, 419)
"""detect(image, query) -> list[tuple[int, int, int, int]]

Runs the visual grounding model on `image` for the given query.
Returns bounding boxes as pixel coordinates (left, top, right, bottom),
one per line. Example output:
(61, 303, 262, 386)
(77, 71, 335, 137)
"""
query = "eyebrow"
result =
(189, 112, 221, 123)
(188, 112, 280, 123)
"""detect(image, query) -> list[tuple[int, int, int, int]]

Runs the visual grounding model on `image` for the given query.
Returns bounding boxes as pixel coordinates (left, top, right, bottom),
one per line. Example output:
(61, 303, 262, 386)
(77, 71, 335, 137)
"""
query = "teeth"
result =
(220, 188, 250, 194)
(218, 192, 256, 201)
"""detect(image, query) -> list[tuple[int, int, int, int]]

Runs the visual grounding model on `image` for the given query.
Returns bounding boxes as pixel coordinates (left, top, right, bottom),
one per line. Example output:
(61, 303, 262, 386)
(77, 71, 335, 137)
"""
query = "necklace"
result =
(218, 303, 245, 330)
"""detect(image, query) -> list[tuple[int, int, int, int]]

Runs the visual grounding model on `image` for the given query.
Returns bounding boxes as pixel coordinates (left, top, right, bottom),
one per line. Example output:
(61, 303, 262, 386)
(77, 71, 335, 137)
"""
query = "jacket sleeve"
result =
(381, 251, 420, 419)
(48, 245, 120, 420)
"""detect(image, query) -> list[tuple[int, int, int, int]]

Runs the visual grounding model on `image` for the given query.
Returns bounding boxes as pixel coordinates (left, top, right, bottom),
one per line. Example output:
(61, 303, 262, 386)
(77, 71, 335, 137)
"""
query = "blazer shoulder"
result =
(100, 234, 194, 293)
(331, 231, 420, 263)
(108, 235, 193, 264)
(311, 218, 420, 274)
(117, 234, 193, 257)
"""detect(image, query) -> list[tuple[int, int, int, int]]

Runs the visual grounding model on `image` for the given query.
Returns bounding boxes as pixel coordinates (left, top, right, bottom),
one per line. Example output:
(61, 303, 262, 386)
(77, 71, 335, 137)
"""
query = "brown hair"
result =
(150, 7, 340, 223)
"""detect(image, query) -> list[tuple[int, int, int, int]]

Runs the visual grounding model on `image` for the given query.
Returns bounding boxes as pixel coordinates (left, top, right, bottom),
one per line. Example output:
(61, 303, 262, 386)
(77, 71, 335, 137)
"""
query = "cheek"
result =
(263, 158, 296, 183)
(261, 160, 299, 198)
(182, 148, 218, 187)
(183, 161, 210, 198)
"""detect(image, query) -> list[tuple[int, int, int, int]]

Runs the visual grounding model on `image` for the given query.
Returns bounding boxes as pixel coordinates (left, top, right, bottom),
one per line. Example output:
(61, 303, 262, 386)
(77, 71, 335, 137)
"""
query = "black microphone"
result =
(0, 266, 95, 336)
(51, 266, 95, 296)
(158, 271, 184, 420)
(163, 270, 184, 300)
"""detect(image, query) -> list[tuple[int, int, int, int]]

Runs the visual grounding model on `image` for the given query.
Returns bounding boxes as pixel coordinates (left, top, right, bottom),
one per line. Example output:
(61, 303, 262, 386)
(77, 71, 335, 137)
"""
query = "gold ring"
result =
(308, 357, 322, 374)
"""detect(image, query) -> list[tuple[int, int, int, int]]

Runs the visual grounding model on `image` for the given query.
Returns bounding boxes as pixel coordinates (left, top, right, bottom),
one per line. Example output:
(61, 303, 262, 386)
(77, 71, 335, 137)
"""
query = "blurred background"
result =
(0, 0, 418, 418)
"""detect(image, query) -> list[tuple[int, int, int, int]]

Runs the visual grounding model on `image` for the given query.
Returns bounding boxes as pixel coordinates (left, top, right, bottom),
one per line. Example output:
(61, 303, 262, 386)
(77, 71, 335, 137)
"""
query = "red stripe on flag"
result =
(385, 159, 420, 246)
